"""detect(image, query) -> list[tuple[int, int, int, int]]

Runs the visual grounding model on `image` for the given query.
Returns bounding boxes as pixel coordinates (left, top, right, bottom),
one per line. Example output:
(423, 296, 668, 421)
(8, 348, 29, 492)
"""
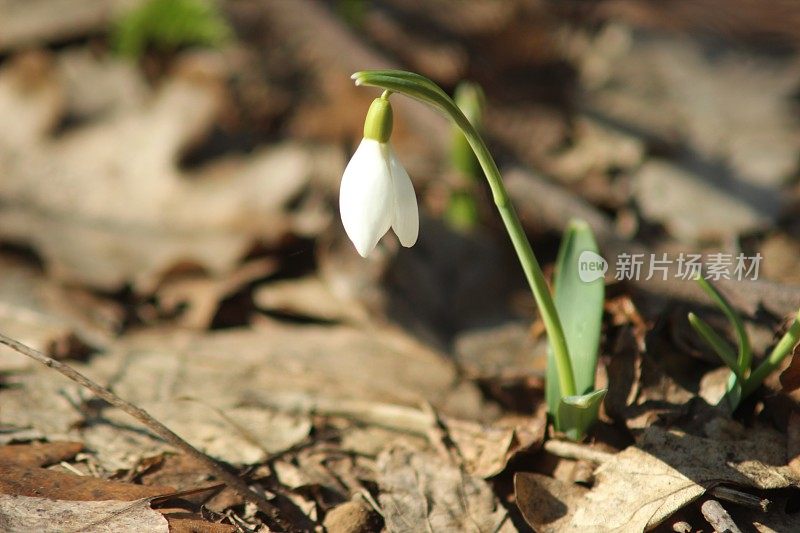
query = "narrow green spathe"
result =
(363, 96, 393, 143)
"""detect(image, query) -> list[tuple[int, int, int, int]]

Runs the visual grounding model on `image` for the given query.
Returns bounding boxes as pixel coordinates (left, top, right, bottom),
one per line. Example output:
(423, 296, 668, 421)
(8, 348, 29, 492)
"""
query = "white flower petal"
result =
(339, 139, 394, 257)
(387, 145, 419, 247)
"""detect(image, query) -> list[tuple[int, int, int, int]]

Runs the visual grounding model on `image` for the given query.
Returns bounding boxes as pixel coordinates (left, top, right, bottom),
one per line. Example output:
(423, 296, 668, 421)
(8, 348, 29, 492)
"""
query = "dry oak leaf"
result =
(516, 425, 800, 532)
(0, 52, 340, 291)
(377, 446, 515, 533)
(0, 494, 169, 533)
(0, 463, 173, 502)
(0, 446, 184, 533)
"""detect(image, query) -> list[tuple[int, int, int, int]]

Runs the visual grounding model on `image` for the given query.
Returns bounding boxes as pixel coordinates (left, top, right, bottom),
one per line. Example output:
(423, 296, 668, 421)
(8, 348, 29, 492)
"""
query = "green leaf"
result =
(687, 312, 741, 377)
(695, 277, 751, 400)
(695, 277, 751, 371)
(743, 308, 800, 398)
(557, 389, 607, 441)
(546, 219, 604, 423)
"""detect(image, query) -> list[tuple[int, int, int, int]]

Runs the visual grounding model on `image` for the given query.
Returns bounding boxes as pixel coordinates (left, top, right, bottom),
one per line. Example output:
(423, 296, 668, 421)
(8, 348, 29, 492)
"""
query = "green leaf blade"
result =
(546, 220, 605, 422)
(695, 277, 751, 372)
(687, 312, 741, 377)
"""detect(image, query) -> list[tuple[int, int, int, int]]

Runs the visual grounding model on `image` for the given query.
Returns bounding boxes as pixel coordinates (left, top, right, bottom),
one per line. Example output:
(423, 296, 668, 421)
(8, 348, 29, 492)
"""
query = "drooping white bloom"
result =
(339, 138, 419, 257)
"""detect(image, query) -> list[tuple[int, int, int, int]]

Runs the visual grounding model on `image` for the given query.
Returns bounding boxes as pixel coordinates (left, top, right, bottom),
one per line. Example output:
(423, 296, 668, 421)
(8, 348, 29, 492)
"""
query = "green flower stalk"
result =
(345, 70, 606, 439)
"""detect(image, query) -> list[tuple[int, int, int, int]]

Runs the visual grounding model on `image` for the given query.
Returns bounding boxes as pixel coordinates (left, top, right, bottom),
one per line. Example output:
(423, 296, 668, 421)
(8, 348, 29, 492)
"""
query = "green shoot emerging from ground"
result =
(688, 277, 800, 411)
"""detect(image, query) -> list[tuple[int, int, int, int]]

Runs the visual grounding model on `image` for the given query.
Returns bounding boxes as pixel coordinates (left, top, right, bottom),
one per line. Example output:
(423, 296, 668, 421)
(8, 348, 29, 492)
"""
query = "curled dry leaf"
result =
(444, 413, 545, 478)
(157, 258, 279, 329)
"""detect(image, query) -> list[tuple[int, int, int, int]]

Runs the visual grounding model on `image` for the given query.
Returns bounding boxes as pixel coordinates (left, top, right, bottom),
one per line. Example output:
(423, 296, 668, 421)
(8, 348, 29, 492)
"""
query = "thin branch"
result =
(701, 499, 742, 533)
(543, 438, 615, 464)
(0, 332, 289, 530)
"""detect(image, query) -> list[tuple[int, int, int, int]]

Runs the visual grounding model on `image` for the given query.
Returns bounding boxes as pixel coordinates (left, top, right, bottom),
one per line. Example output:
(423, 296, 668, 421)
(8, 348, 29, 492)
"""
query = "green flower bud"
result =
(363, 95, 393, 143)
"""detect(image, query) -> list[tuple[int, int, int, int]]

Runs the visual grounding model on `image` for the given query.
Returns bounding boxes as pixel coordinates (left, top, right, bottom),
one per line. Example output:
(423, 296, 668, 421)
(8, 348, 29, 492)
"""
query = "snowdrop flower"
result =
(339, 95, 419, 257)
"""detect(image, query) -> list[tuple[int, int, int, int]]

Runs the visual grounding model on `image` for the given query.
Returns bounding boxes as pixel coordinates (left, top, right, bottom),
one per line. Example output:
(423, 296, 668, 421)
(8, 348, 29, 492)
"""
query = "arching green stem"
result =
(352, 70, 577, 398)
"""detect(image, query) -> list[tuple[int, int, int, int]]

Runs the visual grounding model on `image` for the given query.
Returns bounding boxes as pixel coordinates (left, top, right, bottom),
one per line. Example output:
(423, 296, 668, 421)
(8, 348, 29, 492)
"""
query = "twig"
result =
(708, 485, 769, 512)
(701, 499, 742, 533)
(0, 332, 289, 530)
(543, 438, 614, 464)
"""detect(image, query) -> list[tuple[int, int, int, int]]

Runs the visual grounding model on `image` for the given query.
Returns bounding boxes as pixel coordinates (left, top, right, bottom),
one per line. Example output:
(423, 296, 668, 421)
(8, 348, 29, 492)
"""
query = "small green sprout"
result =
(112, 0, 232, 58)
(450, 81, 485, 180)
(445, 81, 485, 232)
(688, 277, 800, 411)
(346, 70, 606, 440)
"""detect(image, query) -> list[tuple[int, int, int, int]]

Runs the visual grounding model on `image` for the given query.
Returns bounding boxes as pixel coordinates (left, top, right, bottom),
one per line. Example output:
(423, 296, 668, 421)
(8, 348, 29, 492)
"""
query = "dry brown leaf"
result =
(516, 425, 800, 531)
(157, 258, 278, 329)
(0, 441, 82, 467)
(162, 514, 235, 533)
(0, 494, 169, 533)
(514, 472, 589, 533)
(445, 414, 545, 478)
(0, 463, 173, 501)
(0, 51, 341, 292)
(377, 446, 515, 533)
